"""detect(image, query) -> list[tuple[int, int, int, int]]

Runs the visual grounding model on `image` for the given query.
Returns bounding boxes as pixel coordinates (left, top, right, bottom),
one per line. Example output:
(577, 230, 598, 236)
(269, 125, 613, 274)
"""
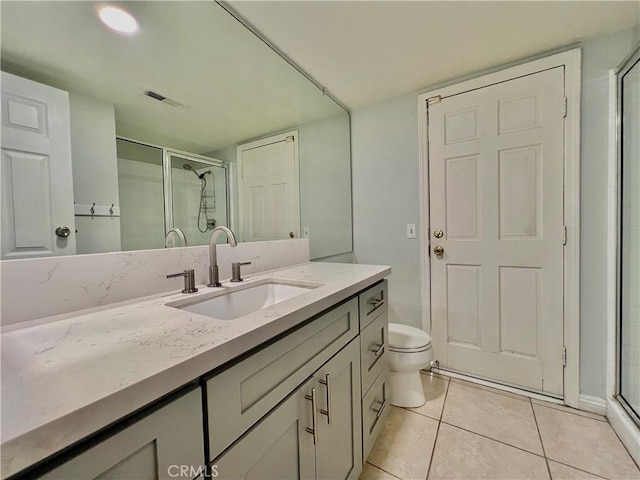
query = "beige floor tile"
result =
(406, 373, 449, 420)
(367, 407, 438, 480)
(429, 423, 549, 479)
(534, 404, 640, 479)
(359, 463, 401, 480)
(442, 381, 543, 455)
(531, 399, 607, 422)
(450, 377, 529, 401)
(548, 461, 604, 480)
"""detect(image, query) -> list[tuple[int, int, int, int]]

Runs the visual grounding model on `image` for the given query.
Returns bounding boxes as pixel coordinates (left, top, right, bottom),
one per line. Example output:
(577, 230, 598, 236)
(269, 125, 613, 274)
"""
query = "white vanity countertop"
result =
(0, 261, 390, 478)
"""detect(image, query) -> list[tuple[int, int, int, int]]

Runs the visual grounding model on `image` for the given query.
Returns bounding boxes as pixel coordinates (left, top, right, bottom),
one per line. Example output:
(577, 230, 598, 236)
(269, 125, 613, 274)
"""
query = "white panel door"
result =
(1, 71, 76, 259)
(238, 134, 299, 242)
(429, 67, 565, 395)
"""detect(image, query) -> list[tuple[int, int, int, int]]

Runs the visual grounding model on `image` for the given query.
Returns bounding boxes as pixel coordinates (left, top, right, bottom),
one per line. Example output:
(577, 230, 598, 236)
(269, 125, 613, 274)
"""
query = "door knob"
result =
(289, 232, 295, 238)
(433, 245, 444, 256)
(55, 226, 71, 238)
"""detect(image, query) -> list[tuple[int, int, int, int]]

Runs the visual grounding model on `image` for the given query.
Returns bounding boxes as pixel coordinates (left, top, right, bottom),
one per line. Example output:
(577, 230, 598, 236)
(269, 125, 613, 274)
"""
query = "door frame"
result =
(417, 48, 581, 407)
(235, 130, 300, 242)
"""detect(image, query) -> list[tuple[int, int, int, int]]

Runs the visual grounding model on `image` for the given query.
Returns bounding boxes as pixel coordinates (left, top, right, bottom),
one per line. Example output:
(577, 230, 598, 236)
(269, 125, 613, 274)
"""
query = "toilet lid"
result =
(388, 323, 432, 349)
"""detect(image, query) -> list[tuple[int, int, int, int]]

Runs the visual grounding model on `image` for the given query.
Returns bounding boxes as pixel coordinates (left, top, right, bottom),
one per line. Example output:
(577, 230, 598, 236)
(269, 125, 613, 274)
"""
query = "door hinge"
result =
(427, 95, 442, 105)
(562, 225, 567, 245)
(562, 346, 567, 367)
(563, 97, 568, 118)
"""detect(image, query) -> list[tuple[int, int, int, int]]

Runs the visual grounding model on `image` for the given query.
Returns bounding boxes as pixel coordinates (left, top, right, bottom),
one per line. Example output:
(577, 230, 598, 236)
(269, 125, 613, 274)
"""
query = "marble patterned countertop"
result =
(0, 261, 390, 478)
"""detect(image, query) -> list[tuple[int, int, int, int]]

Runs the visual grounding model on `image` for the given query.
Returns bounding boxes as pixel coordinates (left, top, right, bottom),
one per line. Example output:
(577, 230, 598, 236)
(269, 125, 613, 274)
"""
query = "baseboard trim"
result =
(607, 398, 640, 467)
(432, 368, 564, 404)
(579, 394, 608, 416)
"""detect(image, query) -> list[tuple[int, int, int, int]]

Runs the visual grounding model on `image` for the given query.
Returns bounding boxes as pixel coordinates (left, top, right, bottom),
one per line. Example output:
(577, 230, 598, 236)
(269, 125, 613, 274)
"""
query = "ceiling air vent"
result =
(144, 90, 183, 107)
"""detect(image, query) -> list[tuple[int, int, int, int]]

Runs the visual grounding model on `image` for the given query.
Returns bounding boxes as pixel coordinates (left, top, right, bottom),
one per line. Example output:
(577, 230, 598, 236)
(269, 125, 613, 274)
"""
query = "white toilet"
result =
(388, 323, 433, 408)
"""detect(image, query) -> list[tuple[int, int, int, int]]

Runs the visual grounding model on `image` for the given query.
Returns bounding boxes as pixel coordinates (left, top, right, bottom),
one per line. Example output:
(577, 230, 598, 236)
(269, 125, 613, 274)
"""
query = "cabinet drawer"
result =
(360, 310, 388, 396)
(358, 280, 387, 330)
(206, 298, 359, 460)
(362, 369, 390, 462)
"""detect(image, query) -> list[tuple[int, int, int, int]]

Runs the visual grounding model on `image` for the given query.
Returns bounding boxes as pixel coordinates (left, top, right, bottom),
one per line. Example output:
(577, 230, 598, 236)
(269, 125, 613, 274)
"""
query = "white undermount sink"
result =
(168, 279, 322, 320)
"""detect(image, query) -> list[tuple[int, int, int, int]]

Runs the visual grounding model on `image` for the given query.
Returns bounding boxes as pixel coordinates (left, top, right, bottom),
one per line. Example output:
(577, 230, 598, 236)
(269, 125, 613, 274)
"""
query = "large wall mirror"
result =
(0, 1, 352, 261)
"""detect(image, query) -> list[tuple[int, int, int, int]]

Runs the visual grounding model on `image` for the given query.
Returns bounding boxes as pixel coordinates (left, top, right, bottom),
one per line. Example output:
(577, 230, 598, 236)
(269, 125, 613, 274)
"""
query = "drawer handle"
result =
(372, 399, 386, 418)
(370, 343, 385, 357)
(319, 374, 331, 424)
(367, 297, 384, 314)
(305, 388, 318, 444)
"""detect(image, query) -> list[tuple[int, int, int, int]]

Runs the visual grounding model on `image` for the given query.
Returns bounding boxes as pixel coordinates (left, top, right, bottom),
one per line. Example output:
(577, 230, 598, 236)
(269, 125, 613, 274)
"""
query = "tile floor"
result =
(360, 372, 640, 480)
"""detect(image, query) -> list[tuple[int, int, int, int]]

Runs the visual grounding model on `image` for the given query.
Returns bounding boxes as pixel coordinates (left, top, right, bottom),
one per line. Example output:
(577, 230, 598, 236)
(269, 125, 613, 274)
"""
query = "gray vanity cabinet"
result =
(41, 389, 204, 480)
(213, 338, 362, 480)
(213, 378, 316, 480)
(314, 339, 362, 480)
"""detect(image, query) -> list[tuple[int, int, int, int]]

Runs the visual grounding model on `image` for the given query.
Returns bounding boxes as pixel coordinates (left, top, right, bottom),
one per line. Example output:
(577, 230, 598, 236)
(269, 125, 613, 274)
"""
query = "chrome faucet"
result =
(164, 228, 187, 247)
(208, 226, 237, 287)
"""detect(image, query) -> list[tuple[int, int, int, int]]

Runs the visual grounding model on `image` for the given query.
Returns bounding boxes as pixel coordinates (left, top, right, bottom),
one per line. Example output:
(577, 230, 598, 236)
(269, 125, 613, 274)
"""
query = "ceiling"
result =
(229, 1, 640, 110)
(0, 1, 340, 154)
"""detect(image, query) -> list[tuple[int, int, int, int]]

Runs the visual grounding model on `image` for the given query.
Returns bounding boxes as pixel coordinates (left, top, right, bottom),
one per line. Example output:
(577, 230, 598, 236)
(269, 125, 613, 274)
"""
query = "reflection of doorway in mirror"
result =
(1, 72, 77, 259)
(237, 132, 300, 243)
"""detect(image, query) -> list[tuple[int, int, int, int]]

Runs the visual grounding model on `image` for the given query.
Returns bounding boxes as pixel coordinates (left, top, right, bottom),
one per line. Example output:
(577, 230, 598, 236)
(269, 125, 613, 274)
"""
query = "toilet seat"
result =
(389, 344, 431, 354)
(388, 323, 431, 351)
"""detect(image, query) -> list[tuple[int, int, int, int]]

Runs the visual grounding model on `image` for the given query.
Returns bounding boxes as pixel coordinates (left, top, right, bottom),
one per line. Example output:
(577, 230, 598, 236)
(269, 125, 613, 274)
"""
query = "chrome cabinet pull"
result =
(305, 388, 318, 444)
(372, 399, 386, 418)
(319, 374, 331, 424)
(370, 343, 385, 357)
(367, 296, 384, 314)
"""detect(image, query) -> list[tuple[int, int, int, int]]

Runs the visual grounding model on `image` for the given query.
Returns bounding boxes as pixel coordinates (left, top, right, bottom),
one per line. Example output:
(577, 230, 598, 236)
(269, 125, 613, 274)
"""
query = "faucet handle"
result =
(166, 269, 198, 294)
(230, 262, 252, 283)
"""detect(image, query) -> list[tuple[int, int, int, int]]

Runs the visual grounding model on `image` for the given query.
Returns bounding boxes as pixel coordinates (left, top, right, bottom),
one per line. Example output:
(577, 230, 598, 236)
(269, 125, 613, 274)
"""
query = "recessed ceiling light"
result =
(98, 5, 139, 35)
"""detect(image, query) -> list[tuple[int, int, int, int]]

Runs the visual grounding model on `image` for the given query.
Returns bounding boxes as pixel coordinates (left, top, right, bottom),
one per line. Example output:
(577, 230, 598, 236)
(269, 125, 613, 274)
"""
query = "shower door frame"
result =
(604, 43, 640, 465)
(613, 43, 640, 428)
(163, 148, 230, 238)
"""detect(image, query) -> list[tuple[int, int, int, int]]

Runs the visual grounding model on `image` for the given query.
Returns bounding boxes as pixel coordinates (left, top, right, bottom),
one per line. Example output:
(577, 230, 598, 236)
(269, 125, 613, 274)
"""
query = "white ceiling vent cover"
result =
(144, 90, 184, 107)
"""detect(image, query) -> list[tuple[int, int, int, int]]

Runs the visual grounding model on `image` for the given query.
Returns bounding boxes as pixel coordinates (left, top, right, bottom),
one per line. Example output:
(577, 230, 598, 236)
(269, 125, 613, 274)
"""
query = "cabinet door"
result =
(207, 298, 359, 460)
(43, 389, 204, 480)
(213, 378, 316, 480)
(315, 339, 363, 480)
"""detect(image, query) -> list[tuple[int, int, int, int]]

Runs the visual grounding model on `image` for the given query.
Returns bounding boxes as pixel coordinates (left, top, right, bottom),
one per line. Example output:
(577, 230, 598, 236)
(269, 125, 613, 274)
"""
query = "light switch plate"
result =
(303, 226, 310, 238)
(407, 224, 416, 239)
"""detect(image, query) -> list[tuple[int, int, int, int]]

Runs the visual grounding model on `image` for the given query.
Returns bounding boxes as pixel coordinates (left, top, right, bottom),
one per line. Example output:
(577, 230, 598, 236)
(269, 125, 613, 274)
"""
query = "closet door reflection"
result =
(619, 52, 640, 423)
(169, 153, 229, 247)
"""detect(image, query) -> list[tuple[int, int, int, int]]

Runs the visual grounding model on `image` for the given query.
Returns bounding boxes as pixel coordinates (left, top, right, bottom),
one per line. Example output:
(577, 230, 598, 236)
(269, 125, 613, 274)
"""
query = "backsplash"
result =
(0, 239, 310, 326)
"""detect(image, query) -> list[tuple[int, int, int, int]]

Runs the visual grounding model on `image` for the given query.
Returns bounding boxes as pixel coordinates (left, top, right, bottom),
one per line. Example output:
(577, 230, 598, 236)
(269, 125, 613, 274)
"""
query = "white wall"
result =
(68, 92, 121, 254)
(351, 28, 640, 398)
(298, 113, 352, 259)
(352, 93, 422, 327)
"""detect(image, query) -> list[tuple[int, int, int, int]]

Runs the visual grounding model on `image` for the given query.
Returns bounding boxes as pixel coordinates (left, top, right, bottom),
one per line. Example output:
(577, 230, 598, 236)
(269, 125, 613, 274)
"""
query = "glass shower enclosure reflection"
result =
(116, 138, 230, 250)
(167, 152, 229, 247)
